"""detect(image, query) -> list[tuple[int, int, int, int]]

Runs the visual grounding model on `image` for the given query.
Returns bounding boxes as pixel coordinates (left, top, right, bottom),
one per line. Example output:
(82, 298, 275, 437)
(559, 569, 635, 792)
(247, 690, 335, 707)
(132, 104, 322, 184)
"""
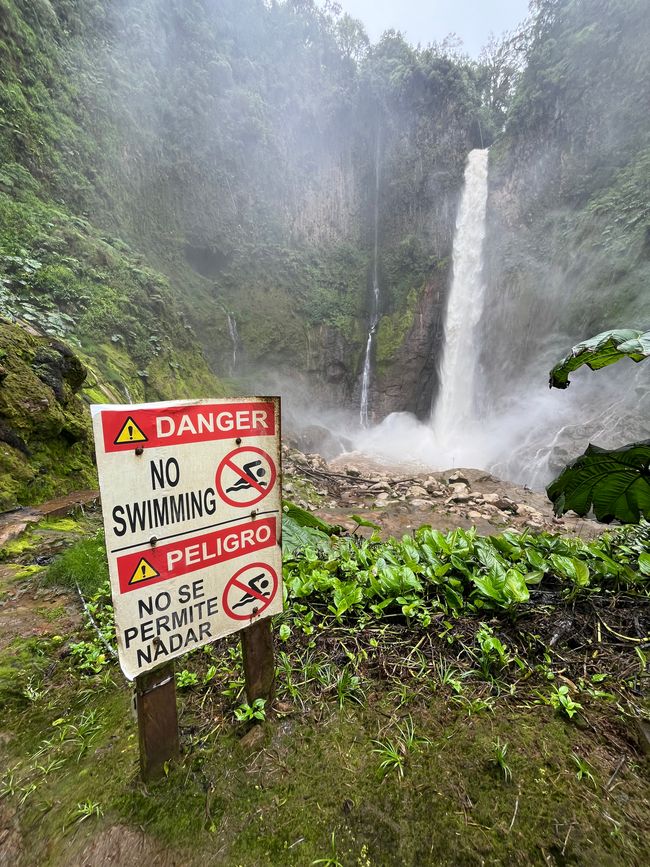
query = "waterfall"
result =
(227, 312, 239, 374)
(359, 131, 381, 427)
(431, 149, 489, 451)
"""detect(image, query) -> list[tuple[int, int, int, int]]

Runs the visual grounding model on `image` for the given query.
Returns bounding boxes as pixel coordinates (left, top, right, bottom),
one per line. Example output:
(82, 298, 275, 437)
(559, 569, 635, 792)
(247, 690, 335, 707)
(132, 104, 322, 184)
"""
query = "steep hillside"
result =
(1, 1, 497, 427)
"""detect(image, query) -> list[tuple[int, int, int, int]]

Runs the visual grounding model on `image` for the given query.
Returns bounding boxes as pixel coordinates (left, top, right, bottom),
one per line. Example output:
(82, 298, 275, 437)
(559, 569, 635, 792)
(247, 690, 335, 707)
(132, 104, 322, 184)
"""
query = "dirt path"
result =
(0, 491, 99, 548)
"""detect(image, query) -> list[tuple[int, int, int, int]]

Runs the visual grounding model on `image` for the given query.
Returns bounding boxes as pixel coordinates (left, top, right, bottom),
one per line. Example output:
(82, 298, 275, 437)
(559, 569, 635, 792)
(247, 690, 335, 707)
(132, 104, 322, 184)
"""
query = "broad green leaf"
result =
(349, 514, 381, 531)
(525, 548, 548, 571)
(549, 554, 590, 586)
(638, 553, 650, 575)
(549, 329, 650, 389)
(547, 441, 650, 523)
(504, 568, 530, 602)
(283, 501, 337, 533)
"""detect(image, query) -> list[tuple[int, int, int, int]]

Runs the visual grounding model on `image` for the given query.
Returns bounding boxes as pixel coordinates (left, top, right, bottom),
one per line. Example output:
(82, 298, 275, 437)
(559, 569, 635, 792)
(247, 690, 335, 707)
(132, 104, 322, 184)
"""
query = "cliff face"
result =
(0, 0, 485, 419)
(483, 0, 650, 387)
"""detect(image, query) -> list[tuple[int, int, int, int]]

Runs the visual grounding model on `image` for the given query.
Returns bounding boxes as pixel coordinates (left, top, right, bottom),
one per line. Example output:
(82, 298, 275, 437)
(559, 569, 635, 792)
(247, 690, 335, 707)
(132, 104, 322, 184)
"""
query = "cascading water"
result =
(431, 149, 489, 456)
(359, 132, 381, 428)
(227, 312, 240, 375)
(354, 146, 645, 487)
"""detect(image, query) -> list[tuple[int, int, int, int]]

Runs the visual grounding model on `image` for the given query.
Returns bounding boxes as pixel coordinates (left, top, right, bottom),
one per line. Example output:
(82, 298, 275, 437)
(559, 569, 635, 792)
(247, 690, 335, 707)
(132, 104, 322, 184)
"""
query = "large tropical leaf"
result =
(282, 500, 336, 534)
(547, 441, 650, 523)
(549, 329, 650, 389)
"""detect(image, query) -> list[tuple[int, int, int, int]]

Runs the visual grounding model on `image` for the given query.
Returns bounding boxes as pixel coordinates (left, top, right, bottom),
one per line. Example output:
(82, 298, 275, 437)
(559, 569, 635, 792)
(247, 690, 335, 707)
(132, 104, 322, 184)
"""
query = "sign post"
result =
(91, 397, 282, 779)
(135, 662, 179, 780)
(241, 620, 276, 704)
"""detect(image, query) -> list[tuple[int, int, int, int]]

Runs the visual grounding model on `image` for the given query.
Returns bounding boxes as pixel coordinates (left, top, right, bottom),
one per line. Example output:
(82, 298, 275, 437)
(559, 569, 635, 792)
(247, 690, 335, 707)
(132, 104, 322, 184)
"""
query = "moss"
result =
(35, 517, 83, 533)
(0, 531, 38, 563)
(375, 287, 420, 369)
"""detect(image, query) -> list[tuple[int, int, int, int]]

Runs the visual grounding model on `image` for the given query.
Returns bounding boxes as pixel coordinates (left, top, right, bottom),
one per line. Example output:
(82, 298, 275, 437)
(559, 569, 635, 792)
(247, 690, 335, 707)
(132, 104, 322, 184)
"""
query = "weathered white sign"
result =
(91, 397, 282, 680)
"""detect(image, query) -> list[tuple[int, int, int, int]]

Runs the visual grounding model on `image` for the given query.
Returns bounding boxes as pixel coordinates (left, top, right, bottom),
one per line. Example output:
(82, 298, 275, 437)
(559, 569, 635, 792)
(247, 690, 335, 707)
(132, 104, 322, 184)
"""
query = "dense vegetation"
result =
(1, 509, 648, 864)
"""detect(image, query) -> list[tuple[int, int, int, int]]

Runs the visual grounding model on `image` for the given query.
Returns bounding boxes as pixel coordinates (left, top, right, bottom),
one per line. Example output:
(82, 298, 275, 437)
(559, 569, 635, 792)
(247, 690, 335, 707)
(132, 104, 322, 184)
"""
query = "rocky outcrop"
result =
(0, 322, 96, 510)
(373, 273, 448, 421)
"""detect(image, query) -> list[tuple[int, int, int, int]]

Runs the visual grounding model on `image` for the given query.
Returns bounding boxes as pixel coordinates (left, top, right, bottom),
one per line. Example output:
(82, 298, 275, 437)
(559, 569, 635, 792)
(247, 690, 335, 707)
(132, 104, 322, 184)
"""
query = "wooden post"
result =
(135, 661, 180, 781)
(241, 619, 276, 705)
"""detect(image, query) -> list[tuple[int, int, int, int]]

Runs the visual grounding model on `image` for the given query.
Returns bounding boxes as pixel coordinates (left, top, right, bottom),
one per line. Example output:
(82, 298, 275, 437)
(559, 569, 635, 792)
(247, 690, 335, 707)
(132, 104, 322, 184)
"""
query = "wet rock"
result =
(482, 492, 502, 505)
(295, 424, 349, 460)
(494, 497, 518, 514)
(345, 466, 361, 477)
(406, 485, 428, 498)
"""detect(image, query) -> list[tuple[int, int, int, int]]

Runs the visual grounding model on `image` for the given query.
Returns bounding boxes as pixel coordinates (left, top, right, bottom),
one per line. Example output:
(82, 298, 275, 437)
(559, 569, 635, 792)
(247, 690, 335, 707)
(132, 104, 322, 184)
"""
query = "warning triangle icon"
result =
(114, 416, 148, 445)
(128, 558, 160, 585)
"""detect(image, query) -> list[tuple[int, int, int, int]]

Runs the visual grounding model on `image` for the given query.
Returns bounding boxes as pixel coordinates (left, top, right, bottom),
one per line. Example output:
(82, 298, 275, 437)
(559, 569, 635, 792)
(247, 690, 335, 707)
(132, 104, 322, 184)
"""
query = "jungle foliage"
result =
(548, 328, 650, 522)
(549, 328, 650, 389)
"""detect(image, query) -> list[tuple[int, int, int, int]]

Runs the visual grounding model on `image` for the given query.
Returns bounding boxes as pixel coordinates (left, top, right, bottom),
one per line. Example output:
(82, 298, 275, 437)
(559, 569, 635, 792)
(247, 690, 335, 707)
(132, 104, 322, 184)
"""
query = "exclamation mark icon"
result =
(128, 557, 159, 586)
(114, 416, 147, 446)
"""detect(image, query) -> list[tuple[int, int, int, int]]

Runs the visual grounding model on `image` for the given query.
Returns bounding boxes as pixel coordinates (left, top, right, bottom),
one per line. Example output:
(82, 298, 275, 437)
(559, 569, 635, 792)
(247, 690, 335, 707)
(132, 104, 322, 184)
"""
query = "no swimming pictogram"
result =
(215, 446, 277, 508)
(222, 562, 278, 621)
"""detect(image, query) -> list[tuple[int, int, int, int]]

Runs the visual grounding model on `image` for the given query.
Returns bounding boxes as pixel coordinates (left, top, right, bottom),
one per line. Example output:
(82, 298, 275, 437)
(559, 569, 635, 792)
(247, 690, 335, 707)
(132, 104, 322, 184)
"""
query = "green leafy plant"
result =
(572, 753, 596, 785)
(64, 800, 103, 830)
(549, 329, 650, 389)
(548, 328, 650, 523)
(548, 442, 650, 524)
(176, 670, 199, 689)
(475, 624, 511, 675)
(335, 666, 365, 709)
(312, 831, 344, 867)
(234, 698, 267, 722)
(548, 684, 582, 719)
(372, 716, 427, 780)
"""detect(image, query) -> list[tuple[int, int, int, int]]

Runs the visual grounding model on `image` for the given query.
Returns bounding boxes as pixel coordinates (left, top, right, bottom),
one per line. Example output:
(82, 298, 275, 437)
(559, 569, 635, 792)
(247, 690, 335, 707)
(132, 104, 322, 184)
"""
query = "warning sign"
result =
(222, 562, 279, 621)
(91, 397, 282, 680)
(215, 446, 277, 508)
(128, 557, 160, 586)
(114, 416, 148, 446)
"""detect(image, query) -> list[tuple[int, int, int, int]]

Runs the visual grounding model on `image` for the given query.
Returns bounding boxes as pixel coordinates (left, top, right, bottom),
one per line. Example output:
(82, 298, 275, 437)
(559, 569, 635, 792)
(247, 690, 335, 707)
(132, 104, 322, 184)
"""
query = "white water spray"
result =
(359, 132, 381, 427)
(431, 149, 489, 454)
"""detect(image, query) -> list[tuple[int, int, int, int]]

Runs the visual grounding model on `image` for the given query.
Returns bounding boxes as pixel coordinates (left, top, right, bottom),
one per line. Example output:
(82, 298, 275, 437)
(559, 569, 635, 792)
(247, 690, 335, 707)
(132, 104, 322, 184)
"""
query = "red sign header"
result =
(115, 517, 277, 594)
(101, 401, 275, 453)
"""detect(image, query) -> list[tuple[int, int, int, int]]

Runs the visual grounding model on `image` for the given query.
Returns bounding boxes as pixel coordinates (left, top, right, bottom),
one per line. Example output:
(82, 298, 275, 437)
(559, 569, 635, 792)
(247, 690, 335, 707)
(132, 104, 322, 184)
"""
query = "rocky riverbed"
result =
(282, 445, 601, 539)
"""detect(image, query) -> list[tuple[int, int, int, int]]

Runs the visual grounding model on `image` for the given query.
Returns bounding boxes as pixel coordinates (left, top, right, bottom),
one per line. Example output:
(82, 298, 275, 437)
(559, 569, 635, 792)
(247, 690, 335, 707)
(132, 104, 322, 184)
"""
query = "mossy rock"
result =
(0, 320, 96, 508)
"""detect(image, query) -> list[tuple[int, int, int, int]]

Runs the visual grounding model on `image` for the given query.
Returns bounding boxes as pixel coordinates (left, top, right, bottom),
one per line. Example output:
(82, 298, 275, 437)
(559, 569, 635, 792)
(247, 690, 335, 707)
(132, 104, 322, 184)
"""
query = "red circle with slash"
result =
(215, 446, 277, 508)
(222, 562, 279, 621)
